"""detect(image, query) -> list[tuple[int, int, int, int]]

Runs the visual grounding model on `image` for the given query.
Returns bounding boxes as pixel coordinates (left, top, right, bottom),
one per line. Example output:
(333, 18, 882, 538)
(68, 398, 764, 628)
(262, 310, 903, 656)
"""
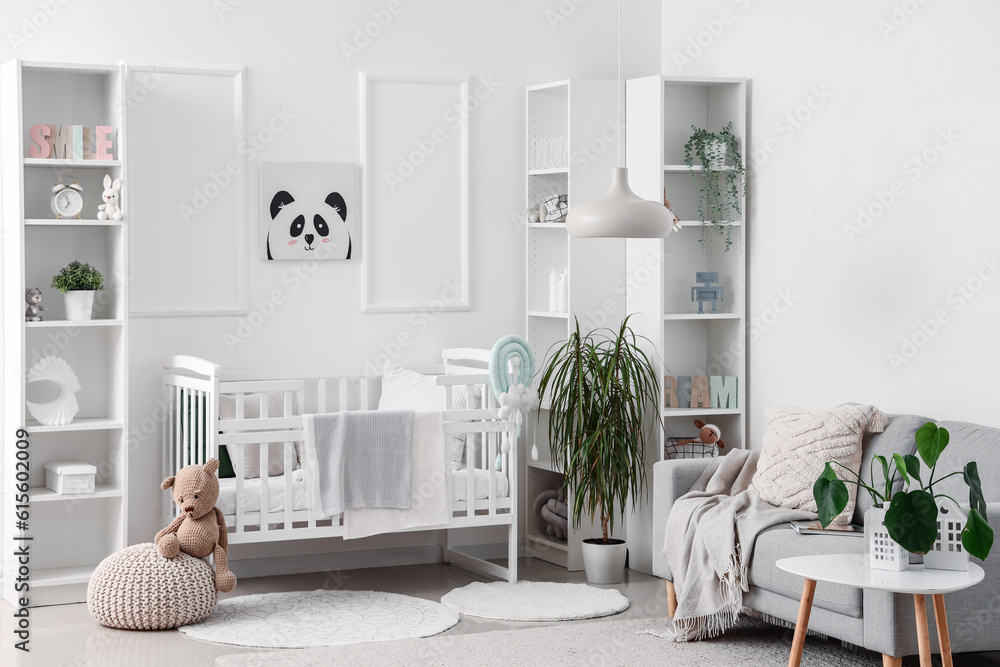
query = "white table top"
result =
(776, 554, 984, 595)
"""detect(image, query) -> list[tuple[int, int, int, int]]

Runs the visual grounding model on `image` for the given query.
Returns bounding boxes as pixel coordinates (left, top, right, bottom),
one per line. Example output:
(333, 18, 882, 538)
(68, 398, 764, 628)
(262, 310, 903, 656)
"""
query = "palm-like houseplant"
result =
(536, 316, 660, 583)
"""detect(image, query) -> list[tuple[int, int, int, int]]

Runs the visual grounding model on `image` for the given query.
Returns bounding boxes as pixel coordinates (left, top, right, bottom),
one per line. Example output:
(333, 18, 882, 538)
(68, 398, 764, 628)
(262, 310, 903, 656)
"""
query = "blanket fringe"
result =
(663, 543, 747, 641)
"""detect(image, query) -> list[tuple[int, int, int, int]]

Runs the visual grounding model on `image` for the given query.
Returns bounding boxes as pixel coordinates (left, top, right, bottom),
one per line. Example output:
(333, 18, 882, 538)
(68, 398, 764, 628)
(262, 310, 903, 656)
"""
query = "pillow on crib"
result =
(378, 361, 482, 470)
(218, 392, 300, 479)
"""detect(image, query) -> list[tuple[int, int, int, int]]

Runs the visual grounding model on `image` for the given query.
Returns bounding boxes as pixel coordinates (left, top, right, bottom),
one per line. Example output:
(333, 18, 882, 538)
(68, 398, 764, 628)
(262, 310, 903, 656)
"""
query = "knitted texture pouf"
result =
(88, 542, 218, 630)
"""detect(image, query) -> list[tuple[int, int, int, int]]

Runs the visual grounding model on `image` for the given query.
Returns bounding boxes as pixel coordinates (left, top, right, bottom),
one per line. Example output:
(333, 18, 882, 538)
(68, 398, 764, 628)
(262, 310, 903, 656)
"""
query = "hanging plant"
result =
(683, 122, 746, 252)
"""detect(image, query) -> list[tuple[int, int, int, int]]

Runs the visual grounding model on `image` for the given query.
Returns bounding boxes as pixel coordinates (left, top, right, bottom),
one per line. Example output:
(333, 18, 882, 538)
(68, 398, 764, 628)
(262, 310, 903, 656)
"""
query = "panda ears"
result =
(325, 192, 347, 222)
(270, 190, 295, 220)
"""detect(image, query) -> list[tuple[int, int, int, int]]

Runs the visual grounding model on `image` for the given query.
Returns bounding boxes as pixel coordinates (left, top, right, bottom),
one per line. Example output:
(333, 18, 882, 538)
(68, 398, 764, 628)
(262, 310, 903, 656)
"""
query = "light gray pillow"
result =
(218, 392, 299, 479)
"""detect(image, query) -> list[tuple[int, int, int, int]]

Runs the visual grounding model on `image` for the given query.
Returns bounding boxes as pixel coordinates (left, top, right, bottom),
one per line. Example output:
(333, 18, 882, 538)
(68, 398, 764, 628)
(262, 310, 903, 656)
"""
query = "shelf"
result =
(664, 164, 735, 173)
(25, 218, 123, 226)
(528, 458, 561, 473)
(663, 313, 741, 321)
(676, 220, 741, 228)
(662, 408, 742, 417)
(27, 417, 124, 433)
(23, 158, 121, 168)
(526, 529, 569, 552)
(528, 167, 568, 176)
(527, 80, 569, 92)
(31, 565, 95, 588)
(31, 484, 122, 502)
(26, 319, 123, 328)
(528, 310, 569, 319)
(529, 222, 566, 230)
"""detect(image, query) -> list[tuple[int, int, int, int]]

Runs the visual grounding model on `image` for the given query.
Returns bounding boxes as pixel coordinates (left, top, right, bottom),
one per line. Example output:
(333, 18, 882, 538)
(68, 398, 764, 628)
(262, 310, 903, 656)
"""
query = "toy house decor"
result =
(260, 161, 355, 261)
(25, 356, 81, 426)
(867, 506, 909, 572)
(925, 497, 970, 571)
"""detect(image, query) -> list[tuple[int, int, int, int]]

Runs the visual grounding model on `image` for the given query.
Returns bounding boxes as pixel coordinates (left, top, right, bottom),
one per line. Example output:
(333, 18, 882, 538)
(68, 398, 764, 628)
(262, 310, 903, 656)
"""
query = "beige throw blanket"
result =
(661, 450, 815, 641)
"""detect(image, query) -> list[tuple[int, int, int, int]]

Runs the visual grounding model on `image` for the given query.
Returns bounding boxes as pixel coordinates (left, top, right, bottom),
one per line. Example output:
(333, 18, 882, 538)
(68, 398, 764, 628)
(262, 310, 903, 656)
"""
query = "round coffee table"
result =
(776, 554, 984, 667)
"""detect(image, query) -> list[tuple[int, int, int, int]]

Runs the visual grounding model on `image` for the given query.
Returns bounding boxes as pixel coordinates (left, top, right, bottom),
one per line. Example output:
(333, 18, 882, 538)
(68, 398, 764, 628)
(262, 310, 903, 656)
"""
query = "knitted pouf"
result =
(87, 542, 218, 630)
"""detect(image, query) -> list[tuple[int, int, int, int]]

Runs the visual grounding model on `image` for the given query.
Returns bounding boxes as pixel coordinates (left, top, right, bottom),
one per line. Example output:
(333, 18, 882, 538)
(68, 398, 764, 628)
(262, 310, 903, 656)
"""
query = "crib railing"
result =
(161, 356, 517, 543)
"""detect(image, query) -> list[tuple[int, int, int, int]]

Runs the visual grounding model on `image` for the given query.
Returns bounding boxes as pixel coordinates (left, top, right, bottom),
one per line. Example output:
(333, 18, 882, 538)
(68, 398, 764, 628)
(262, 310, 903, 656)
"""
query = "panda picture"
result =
(260, 162, 355, 261)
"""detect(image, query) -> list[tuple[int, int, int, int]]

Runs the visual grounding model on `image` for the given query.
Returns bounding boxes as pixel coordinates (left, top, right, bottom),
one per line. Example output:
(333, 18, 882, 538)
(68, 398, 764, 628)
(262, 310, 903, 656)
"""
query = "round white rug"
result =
(440, 581, 630, 621)
(178, 589, 459, 648)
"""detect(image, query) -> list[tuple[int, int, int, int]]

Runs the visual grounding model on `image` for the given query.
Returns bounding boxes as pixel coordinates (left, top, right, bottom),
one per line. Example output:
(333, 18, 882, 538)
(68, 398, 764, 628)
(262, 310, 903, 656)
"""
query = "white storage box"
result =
(44, 461, 97, 495)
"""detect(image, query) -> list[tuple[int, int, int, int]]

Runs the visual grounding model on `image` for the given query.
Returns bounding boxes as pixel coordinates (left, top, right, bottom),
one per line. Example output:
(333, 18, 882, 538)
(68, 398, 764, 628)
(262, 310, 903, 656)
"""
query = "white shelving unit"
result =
(2, 60, 129, 607)
(524, 79, 626, 570)
(624, 75, 748, 574)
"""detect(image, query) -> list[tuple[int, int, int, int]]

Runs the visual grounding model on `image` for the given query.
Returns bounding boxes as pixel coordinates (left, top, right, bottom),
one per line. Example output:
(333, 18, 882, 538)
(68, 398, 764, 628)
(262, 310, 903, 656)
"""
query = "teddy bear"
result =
(677, 419, 727, 450)
(25, 287, 47, 322)
(97, 174, 123, 221)
(154, 458, 237, 593)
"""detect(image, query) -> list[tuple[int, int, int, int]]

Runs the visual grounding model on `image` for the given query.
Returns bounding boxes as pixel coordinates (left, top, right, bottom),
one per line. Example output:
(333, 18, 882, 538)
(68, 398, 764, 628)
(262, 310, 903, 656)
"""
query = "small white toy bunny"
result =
(97, 174, 123, 221)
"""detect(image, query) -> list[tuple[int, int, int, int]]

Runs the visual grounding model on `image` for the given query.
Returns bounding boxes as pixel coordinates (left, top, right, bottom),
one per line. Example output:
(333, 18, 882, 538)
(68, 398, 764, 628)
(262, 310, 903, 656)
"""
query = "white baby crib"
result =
(161, 348, 519, 583)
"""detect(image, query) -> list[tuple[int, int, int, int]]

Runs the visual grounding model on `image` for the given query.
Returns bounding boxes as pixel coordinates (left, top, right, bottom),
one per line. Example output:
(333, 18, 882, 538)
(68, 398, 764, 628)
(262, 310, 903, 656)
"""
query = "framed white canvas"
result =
(260, 162, 356, 261)
(126, 64, 246, 316)
(360, 73, 469, 313)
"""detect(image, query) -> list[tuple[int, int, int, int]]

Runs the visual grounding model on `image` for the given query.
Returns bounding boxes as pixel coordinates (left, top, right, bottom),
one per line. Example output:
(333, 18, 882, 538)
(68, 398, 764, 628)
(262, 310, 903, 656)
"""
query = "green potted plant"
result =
(813, 422, 993, 567)
(536, 316, 660, 584)
(51, 260, 104, 321)
(683, 122, 745, 252)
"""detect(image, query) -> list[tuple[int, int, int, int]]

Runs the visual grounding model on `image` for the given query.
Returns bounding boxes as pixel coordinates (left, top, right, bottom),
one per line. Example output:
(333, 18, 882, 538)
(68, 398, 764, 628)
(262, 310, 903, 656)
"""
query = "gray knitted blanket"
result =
(659, 449, 814, 641)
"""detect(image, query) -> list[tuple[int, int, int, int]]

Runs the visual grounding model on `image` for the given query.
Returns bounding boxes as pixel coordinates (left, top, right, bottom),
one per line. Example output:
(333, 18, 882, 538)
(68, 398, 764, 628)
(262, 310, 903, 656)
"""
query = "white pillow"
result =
(218, 392, 299, 479)
(377, 361, 480, 470)
(750, 404, 884, 525)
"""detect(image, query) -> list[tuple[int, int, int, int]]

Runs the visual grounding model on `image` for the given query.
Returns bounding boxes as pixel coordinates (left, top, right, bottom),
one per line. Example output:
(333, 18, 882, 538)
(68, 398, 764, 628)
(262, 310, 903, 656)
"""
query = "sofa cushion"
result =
(748, 525, 865, 618)
(852, 414, 931, 525)
(933, 420, 1000, 504)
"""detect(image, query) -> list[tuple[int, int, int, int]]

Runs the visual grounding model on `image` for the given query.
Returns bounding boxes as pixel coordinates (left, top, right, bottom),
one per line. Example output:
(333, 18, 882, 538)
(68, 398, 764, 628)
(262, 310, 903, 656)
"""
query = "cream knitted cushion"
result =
(751, 404, 887, 525)
(88, 543, 218, 630)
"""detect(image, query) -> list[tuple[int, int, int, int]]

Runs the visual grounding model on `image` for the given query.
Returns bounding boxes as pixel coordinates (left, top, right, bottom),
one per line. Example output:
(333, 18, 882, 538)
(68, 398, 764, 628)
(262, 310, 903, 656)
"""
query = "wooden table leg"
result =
(932, 594, 953, 667)
(788, 578, 816, 667)
(914, 594, 932, 667)
(882, 655, 902, 666)
(665, 580, 677, 618)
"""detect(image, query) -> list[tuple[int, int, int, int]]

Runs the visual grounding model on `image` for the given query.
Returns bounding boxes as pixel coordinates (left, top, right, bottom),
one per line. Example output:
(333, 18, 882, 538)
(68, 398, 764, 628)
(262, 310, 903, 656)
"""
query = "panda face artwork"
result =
(266, 190, 352, 260)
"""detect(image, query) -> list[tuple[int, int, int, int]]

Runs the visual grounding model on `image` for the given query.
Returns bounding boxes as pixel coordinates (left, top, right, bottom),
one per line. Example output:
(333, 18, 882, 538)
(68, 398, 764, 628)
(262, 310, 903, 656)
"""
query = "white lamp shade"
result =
(566, 168, 675, 238)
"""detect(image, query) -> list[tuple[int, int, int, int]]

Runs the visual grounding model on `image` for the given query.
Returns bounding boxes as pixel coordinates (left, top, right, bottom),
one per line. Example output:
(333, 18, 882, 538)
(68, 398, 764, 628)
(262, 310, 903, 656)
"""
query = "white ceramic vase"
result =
(706, 139, 727, 170)
(924, 497, 970, 571)
(581, 539, 627, 584)
(866, 507, 909, 572)
(64, 290, 96, 321)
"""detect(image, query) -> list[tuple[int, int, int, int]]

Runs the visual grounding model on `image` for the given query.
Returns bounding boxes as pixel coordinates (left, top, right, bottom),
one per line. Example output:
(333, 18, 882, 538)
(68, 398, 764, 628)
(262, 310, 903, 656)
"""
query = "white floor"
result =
(1, 557, 995, 666)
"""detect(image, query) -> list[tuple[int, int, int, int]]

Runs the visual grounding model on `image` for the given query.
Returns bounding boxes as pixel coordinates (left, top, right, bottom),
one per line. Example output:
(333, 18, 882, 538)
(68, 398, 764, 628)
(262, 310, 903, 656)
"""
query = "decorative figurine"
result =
(691, 271, 724, 314)
(97, 174, 123, 221)
(676, 419, 727, 450)
(25, 287, 47, 322)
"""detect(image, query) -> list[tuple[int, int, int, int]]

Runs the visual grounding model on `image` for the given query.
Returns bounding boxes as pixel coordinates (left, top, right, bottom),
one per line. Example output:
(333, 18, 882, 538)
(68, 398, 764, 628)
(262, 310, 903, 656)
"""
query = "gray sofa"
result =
(652, 414, 1000, 661)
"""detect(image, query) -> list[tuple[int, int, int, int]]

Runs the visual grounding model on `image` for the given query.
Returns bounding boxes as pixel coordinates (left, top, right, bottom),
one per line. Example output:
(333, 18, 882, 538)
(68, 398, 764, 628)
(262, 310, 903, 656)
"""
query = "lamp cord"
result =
(618, 0, 623, 169)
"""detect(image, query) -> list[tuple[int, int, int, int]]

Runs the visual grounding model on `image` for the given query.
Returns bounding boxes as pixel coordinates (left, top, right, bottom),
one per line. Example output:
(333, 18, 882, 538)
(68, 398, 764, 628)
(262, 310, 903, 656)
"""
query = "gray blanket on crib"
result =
(303, 410, 413, 516)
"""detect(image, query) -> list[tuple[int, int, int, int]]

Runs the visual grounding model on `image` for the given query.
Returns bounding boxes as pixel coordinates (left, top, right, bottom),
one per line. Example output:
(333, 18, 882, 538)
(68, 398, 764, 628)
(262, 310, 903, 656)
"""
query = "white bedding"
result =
(217, 468, 508, 516)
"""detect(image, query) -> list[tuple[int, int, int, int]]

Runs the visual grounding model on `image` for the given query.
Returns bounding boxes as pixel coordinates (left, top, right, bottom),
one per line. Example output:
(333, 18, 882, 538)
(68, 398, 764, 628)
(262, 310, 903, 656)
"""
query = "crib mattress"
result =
(217, 468, 509, 516)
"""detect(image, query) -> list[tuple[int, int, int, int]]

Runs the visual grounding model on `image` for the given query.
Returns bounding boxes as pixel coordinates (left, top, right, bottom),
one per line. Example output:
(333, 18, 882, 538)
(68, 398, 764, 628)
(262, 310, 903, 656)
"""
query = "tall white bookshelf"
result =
(1, 61, 129, 606)
(524, 79, 627, 570)
(624, 75, 748, 574)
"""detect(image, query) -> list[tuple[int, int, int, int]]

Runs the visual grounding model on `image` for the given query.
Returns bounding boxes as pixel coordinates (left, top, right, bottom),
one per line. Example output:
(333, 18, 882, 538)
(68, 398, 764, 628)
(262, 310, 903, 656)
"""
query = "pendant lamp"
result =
(566, 1, 677, 239)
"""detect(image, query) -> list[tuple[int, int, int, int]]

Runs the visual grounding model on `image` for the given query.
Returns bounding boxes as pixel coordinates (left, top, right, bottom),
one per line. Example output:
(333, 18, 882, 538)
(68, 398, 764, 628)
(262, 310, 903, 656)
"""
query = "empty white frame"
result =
(126, 64, 246, 316)
(360, 73, 469, 313)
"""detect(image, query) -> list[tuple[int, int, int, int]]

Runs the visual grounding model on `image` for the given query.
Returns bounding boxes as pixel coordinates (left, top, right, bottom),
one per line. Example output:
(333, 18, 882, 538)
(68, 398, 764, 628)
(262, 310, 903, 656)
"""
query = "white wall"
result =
(662, 0, 1000, 443)
(1, 0, 661, 553)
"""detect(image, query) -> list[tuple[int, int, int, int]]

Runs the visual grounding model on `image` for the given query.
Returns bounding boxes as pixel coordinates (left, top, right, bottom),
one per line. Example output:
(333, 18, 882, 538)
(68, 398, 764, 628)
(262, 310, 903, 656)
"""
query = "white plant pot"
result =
(866, 507, 909, 572)
(705, 139, 727, 170)
(64, 290, 96, 321)
(581, 539, 627, 584)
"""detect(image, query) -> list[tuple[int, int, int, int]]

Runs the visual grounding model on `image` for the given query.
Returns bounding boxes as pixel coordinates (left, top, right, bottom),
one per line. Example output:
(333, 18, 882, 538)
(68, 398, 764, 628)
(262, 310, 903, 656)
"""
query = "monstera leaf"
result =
(964, 462, 988, 520)
(963, 508, 994, 560)
(884, 490, 938, 554)
(813, 462, 849, 528)
(915, 422, 949, 469)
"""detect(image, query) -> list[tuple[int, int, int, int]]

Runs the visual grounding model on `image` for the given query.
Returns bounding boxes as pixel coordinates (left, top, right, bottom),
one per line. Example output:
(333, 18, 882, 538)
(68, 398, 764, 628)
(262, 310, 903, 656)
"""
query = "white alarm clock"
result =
(51, 175, 83, 219)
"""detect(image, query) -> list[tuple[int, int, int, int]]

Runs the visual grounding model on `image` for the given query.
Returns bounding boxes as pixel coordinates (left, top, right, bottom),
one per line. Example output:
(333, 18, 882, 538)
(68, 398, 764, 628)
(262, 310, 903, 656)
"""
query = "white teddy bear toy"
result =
(97, 174, 123, 221)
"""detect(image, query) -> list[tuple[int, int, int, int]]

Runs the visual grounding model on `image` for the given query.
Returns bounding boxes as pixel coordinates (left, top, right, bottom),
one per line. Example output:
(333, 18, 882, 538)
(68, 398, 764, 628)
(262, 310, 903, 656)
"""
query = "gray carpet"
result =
(214, 616, 883, 666)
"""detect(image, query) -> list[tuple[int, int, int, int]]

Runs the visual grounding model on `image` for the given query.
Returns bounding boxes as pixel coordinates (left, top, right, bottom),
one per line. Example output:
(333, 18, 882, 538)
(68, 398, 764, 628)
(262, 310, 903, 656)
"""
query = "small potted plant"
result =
(683, 122, 745, 252)
(813, 422, 993, 568)
(51, 260, 105, 321)
(536, 316, 660, 584)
